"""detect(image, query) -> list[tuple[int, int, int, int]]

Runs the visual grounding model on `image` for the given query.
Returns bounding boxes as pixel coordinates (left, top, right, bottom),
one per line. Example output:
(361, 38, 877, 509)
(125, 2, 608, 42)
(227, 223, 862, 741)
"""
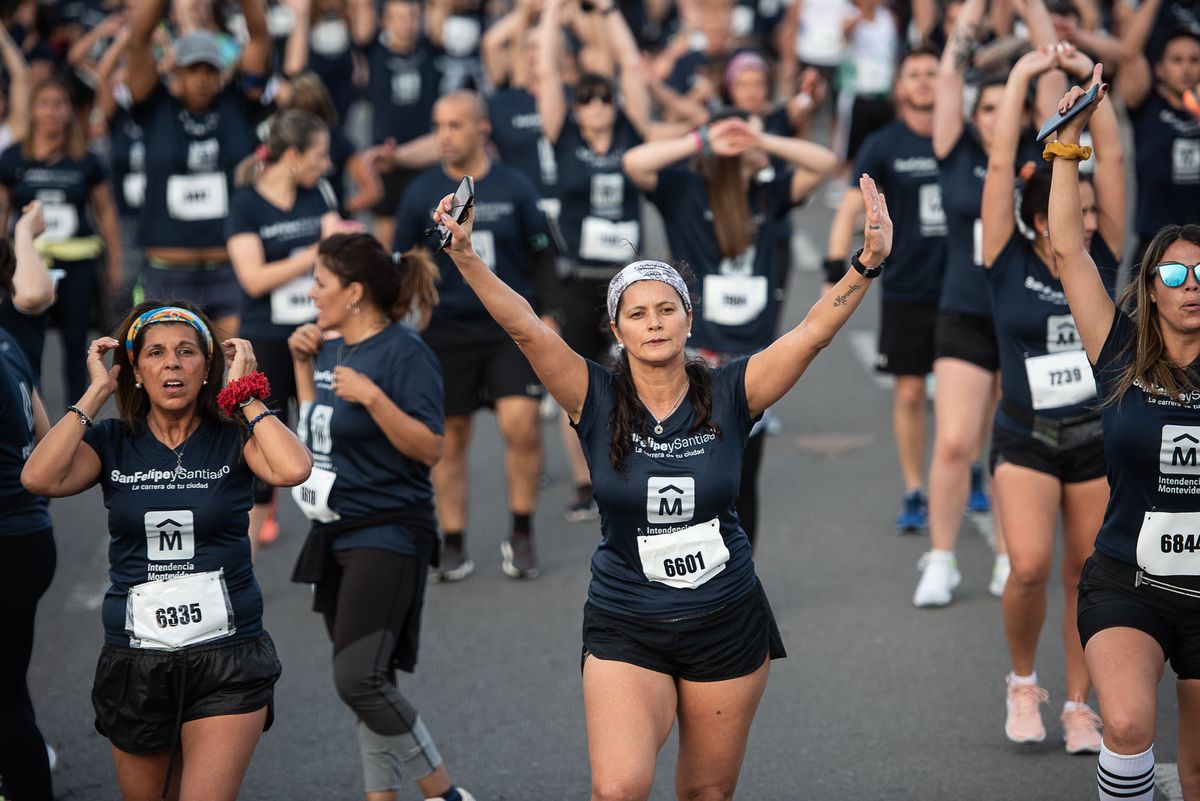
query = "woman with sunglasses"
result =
(535, 0, 654, 521)
(1050, 71, 1200, 801)
(980, 46, 1122, 753)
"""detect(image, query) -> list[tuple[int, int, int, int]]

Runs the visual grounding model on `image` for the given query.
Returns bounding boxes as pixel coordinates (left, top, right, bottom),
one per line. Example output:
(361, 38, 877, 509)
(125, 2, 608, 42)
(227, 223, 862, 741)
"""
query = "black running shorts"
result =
(876, 301, 938, 376)
(989, 423, 1106, 484)
(934, 312, 999, 372)
(422, 316, 545, 416)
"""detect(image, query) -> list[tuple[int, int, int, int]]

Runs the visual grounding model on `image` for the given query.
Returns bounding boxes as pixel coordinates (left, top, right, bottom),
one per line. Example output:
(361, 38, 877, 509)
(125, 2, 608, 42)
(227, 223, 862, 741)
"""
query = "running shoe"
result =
(431, 541, 474, 583)
(258, 510, 280, 545)
(1005, 676, 1049, 743)
(913, 552, 961, 607)
(989, 555, 1011, 598)
(425, 788, 477, 801)
(1061, 704, 1103, 754)
(967, 463, 991, 513)
(501, 534, 540, 579)
(564, 485, 600, 523)
(895, 490, 928, 533)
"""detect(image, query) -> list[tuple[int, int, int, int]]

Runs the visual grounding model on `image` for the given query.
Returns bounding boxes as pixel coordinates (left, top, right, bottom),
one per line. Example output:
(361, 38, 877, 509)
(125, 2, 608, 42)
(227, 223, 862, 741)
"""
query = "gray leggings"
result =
(324, 548, 443, 793)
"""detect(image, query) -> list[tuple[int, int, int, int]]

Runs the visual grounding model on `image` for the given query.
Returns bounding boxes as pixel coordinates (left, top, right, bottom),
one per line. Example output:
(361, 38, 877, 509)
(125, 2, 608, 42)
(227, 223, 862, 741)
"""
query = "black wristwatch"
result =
(850, 248, 883, 279)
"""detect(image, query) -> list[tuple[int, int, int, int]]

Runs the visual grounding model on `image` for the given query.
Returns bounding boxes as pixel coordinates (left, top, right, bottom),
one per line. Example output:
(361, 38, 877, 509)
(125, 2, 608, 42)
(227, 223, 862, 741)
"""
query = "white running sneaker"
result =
(989, 555, 1011, 598)
(913, 552, 962, 607)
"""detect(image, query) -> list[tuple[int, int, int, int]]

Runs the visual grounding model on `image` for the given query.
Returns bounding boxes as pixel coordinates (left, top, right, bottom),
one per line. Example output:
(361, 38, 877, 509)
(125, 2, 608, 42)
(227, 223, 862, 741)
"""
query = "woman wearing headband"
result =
(433, 174, 891, 799)
(21, 301, 311, 800)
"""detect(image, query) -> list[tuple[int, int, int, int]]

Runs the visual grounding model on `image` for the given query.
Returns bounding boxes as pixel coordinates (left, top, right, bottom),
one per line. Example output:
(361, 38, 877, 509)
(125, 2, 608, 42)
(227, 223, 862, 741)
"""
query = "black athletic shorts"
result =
(876, 301, 938, 376)
(372, 167, 421, 219)
(581, 581, 787, 682)
(92, 632, 281, 755)
(934, 311, 999, 372)
(422, 316, 545, 417)
(1078, 552, 1200, 680)
(846, 95, 895, 162)
(989, 422, 1106, 483)
(557, 277, 612, 361)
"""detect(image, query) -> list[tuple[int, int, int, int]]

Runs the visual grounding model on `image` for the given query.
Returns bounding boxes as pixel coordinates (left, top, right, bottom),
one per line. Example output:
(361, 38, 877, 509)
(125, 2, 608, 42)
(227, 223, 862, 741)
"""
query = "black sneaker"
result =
(564, 485, 599, 523)
(500, 534, 540, 579)
(431, 540, 474, 583)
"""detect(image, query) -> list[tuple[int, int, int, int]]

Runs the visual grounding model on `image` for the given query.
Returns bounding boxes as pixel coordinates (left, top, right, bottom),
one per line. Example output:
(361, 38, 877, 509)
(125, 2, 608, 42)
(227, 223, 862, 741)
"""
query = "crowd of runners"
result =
(0, 0, 1198, 798)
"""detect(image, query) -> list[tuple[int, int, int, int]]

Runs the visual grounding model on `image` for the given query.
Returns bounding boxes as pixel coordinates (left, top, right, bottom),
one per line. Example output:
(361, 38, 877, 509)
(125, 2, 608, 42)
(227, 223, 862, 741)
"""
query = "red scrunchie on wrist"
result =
(217, 371, 271, 417)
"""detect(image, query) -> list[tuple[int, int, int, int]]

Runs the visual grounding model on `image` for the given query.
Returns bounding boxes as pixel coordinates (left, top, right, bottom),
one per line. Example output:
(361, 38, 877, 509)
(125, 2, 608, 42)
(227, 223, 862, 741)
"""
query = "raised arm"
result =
(0, 21, 30, 142)
(1061, 49, 1125, 254)
(745, 175, 891, 417)
(437, 191, 589, 420)
(934, 0, 986, 159)
(621, 118, 756, 193)
(757, 129, 839, 203)
(9, 202, 54, 315)
(534, 0, 567, 143)
(128, 0, 165, 103)
(282, 0, 313, 76)
(348, 0, 378, 46)
(1115, 0, 1160, 107)
(1048, 67, 1116, 361)
(601, 1, 651, 136)
(238, 0, 273, 86)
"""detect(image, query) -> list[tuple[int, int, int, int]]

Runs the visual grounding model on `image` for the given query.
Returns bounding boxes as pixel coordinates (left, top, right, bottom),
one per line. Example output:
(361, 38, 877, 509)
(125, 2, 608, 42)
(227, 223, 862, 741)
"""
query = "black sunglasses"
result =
(575, 87, 614, 105)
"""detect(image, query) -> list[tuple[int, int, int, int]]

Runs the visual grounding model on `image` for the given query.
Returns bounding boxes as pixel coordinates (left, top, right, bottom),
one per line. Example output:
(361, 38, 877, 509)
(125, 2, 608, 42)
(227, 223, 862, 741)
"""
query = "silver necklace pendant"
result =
(653, 423, 664, 435)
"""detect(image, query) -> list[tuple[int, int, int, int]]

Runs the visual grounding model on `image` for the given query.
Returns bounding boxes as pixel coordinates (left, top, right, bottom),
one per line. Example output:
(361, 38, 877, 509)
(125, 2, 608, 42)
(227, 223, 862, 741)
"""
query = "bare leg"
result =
(432, 416, 473, 533)
(177, 708, 268, 801)
(1084, 627, 1163, 753)
(495, 397, 541, 516)
(110, 747, 179, 801)
(893, 375, 928, 493)
(1060, 477, 1108, 702)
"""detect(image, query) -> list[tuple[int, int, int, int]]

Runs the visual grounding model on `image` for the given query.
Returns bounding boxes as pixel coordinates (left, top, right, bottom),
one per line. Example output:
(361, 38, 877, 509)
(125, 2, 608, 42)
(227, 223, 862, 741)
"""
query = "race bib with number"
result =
(579, 216, 638, 262)
(472, 230, 497, 270)
(166, 173, 228, 221)
(291, 466, 341, 523)
(311, 19, 350, 55)
(38, 203, 79, 243)
(1024, 349, 1097, 410)
(442, 15, 481, 56)
(702, 274, 768, 326)
(638, 518, 729, 589)
(123, 172, 146, 209)
(1136, 511, 1200, 576)
(1173, 138, 1200, 185)
(918, 183, 947, 236)
(270, 273, 318, 325)
(126, 569, 235, 649)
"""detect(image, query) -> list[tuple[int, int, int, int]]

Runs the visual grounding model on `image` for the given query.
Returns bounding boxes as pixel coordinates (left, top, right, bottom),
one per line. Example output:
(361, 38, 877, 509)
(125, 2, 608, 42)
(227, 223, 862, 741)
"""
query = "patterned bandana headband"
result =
(125, 307, 214, 363)
(606, 260, 692, 322)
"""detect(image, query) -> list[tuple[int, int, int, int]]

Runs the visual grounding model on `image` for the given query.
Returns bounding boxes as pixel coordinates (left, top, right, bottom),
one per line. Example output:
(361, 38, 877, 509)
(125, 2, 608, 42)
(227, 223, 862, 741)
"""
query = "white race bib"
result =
(291, 466, 341, 523)
(310, 19, 350, 55)
(702, 274, 768, 326)
(579, 216, 638, 262)
(166, 173, 228, 221)
(123, 172, 146, 209)
(39, 203, 78, 243)
(270, 273, 317, 325)
(638, 518, 729, 589)
(1173, 138, 1200, 185)
(918, 183, 946, 236)
(472, 229, 497, 270)
(442, 15, 481, 56)
(1024, 349, 1096, 410)
(1136, 511, 1200, 576)
(126, 569, 235, 650)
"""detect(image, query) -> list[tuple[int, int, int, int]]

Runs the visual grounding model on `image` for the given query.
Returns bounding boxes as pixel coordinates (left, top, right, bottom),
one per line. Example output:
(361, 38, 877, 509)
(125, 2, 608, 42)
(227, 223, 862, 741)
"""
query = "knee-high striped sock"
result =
(1097, 743, 1155, 800)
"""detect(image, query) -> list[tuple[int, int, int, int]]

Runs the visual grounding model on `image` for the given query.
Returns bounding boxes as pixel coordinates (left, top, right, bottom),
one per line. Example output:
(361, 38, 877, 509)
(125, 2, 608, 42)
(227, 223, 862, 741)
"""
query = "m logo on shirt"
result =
(647, 477, 694, 524)
(145, 510, 195, 561)
(1161, 426, 1200, 475)
(1046, 315, 1082, 353)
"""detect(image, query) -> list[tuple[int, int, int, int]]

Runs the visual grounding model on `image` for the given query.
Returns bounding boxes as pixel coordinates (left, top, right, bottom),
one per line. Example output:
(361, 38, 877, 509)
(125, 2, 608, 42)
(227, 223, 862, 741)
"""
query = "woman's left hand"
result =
(1056, 63, 1108, 144)
(859, 174, 893, 266)
(332, 365, 379, 406)
(223, 338, 258, 382)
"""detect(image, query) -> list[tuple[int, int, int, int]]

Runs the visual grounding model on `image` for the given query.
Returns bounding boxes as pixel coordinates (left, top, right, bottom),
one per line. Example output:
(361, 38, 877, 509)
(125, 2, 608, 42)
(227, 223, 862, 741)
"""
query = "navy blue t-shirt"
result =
(1094, 309, 1200, 570)
(651, 166, 797, 355)
(487, 86, 558, 200)
(0, 145, 106, 240)
(554, 114, 642, 274)
(0, 330, 50, 538)
(573, 358, 758, 618)
(853, 120, 947, 303)
(327, 126, 355, 215)
(305, 16, 357, 121)
(392, 163, 551, 321)
(225, 182, 336, 340)
(1129, 92, 1200, 242)
(133, 83, 262, 250)
(108, 106, 146, 218)
(362, 38, 441, 146)
(988, 235, 1119, 431)
(300, 324, 444, 555)
(82, 418, 263, 647)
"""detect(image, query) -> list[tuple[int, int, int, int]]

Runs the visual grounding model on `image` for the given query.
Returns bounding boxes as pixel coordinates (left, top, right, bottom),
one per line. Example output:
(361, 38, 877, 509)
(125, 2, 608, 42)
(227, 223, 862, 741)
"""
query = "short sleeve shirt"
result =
(0, 145, 107, 240)
(0, 329, 50, 538)
(1129, 92, 1200, 242)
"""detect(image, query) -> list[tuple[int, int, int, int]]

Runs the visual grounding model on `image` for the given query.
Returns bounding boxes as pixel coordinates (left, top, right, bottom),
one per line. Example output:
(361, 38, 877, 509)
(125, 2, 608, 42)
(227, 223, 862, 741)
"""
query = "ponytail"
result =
(393, 247, 440, 329)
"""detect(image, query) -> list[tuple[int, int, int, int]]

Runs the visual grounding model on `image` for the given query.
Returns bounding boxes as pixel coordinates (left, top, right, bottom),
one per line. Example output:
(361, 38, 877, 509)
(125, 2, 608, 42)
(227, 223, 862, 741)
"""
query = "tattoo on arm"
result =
(950, 23, 981, 73)
(832, 282, 862, 307)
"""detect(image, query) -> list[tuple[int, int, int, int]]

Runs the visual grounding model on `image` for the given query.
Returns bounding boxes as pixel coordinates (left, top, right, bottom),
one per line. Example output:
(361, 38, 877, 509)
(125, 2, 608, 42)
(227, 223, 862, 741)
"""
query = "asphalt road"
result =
(18, 201, 1185, 801)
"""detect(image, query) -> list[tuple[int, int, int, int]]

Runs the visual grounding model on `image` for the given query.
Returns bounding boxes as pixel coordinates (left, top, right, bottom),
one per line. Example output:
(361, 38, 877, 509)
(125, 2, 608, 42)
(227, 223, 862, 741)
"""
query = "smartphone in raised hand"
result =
(433, 176, 475, 252)
(1036, 83, 1100, 142)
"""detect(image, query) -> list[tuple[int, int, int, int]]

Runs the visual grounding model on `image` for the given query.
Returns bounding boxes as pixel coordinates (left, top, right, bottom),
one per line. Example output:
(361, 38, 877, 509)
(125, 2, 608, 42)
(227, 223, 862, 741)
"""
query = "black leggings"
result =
(0, 528, 56, 801)
(739, 432, 766, 550)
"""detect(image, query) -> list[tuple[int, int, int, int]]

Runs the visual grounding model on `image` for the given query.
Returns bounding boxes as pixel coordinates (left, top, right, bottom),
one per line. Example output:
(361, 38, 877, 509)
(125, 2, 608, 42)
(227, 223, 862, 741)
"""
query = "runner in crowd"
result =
(1117, 0, 1200, 260)
(432, 169, 890, 801)
(0, 75, 122, 399)
(535, 0, 654, 521)
(981, 44, 1122, 752)
(1049, 68, 1200, 801)
(826, 47, 945, 533)
(839, 0, 900, 172)
(393, 89, 556, 580)
(281, 0, 358, 122)
(127, 0, 272, 339)
(20, 302, 311, 800)
(227, 109, 340, 553)
(0, 201, 55, 801)
(424, 0, 490, 92)
(623, 113, 838, 548)
(288, 233, 471, 801)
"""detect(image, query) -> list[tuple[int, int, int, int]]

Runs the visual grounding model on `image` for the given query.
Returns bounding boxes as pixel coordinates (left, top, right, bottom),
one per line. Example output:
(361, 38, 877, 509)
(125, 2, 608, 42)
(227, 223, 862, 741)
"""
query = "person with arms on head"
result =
(227, 109, 341, 553)
(981, 45, 1124, 753)
(126, 0, 272, 339)
(287, 233, 472, 801)
(1050, 64, 1200, 801)
(393, 89, 556, 581)
(622, 113, 839, 549)
(20, 301, 312, 801)
(432, 171, 890, 801)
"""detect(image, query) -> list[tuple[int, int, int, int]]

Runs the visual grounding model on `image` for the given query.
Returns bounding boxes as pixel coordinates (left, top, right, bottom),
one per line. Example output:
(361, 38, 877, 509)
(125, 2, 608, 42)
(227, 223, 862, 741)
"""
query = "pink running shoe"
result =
(1062, 704, 1103, 754)
(1005, 677, 1049, 743)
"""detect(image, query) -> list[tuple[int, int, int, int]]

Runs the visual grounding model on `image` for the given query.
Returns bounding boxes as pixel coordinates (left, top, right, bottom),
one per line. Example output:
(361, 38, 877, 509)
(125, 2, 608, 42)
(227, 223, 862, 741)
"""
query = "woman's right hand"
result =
(86, 337, 121, 395)
(288, 323, 324, 360)
(1056, 63, 1108, 143)
(435, 191, 478, 262)
(14, 201, 45, 239)
(859, 174, 893, 266)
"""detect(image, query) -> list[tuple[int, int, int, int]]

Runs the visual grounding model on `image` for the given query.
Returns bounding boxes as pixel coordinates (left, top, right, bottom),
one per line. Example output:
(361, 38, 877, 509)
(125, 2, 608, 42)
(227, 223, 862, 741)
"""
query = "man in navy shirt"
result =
(393, 90, 556, 582)
(826, 48, 947, 532)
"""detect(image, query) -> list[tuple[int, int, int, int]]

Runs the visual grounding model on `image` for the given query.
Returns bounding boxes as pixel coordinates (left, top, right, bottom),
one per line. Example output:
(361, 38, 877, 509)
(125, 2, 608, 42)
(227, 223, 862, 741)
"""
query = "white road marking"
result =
(1157, 763, 1184, 801)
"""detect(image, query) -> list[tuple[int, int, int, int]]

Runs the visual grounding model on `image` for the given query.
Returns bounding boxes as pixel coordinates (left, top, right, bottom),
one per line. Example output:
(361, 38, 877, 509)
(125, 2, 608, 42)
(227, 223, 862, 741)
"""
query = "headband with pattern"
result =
(606, 260, 692, 322)
(125, 307, 214, 363)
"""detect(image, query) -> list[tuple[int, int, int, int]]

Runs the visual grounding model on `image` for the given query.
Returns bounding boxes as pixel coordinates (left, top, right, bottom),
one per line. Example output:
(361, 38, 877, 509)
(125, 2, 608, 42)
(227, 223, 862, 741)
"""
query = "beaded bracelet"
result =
(67, 405, 93, 427)
(245, 408, 277, 437)
(217, 371, 271, 417)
